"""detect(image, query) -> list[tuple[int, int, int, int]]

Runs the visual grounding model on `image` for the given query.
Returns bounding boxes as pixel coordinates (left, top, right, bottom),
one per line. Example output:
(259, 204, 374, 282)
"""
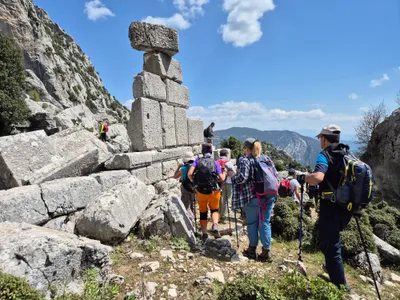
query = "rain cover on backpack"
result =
(252, 155, 279, 196)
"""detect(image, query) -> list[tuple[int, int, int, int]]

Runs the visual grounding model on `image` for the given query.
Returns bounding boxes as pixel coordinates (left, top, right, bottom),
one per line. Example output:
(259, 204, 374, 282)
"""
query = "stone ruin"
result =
(0, 21, 207, 296)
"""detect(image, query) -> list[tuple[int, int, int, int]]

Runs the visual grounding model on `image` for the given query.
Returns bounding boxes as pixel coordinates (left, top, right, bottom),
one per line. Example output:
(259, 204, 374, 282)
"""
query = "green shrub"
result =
(86, 66, 96, 77)
(278, 272, 346, 300)
(0, 270, 44, 300)
(388, 229, 400, 249)
(217, 276, 285, 300)
(54, 269, 119, 300)
(85, 99, 98, 114)
(274, 161, 285, 171)
(68, 90, 78, 102)
(42, 103, 49, 110)
(340, 216, 377, 258)
(0, 35, 30, 136)
(73, 85, 80, 95)
(368, 209, 396, 229)
(373, 223, 391, 241)
(383, 206, 400, 228)
(110, 100, 118, 111)
(29, 89, 40, 102)
(171, 237, 190, 251)
(53, 65, 65, 76)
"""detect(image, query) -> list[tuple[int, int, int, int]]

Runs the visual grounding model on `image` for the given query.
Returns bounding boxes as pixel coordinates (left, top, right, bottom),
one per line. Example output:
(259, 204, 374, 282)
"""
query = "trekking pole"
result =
(234, 209, 239, 248)
(194, 193, 197, 235)
(355, 216, 382, 300)
(226, 195, 232, 233)
(298, 183, 304, 262)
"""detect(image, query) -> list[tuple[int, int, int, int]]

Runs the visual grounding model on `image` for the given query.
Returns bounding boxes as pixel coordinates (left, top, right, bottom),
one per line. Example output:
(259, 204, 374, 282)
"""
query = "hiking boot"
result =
(212, 224, 221, 238)
(243, 246, 257, 260)
(201, 233, 209, 243)
(258, 248, 272, 262)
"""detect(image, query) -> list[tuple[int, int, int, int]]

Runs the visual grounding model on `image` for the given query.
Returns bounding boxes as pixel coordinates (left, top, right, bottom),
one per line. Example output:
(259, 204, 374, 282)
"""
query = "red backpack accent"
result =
(278, 178, 293, 198)
(217, 159, 229, 184)
(103, 124, 109, 133)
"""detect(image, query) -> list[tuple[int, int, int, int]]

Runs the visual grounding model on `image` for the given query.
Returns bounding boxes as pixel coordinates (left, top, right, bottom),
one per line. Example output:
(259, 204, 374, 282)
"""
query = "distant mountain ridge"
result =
(214, 127, 358, 166)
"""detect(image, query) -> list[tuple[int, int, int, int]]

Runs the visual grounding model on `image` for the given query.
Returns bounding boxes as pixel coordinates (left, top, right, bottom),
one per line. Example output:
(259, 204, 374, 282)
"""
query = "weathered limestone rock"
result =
(131, 167, 148, 183)
(205, 238, 236, 259)
(104, 151, 153, 170)
(128, 98, 163, 151)
(133, 71, 166, 102)
(129, 21, 179, 56)
(0, 185, 49, 225)
(187, 118, 204, 145)
(25, 98, 56, 134)
(160, 103, 177, 147)
(76, 176, 151, 244)
(50, 128, 112, 168)
(138, 193, 195, 244)
(152, 146, 192, 162)
(374, 235, 400, 266)
(0, 130, 58, 189)
(364, 109, 400, 203)
(28, 147, 99, 185)
(0, 223, 111, 298)
(174, 107, 188, 146)
(107, 124, 131, 153)
(354, 252, 383, 282)
(91, 170, 131, 191)
(162, 160, 178, 179)
(147, 163, 163, 184)
(144, 52, 183, 83)
(154, 180, 169, 194)
(166, 79, 189, 108)
(54, 105, 97, 132)
(43, 211, 83, 234)
(40, 177, 102, 217)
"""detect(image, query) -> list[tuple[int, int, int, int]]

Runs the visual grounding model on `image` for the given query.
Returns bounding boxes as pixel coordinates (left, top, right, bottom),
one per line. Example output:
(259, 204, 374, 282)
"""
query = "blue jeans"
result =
(319, 200, 352, 291)
(244, 195, 276, 249)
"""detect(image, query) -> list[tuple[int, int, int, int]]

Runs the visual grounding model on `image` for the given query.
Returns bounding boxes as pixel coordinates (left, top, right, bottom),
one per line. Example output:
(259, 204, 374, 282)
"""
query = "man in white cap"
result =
(174, 151, 196, 222)
(297, 124, 353, 293)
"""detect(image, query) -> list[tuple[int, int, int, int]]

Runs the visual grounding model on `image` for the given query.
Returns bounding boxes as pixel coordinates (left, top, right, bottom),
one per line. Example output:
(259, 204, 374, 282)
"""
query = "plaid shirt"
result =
(231, 156, 256, 210)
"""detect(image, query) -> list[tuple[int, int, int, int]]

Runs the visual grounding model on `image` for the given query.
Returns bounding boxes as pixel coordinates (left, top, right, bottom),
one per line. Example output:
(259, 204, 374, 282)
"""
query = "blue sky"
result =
(34, 0, 400, 140)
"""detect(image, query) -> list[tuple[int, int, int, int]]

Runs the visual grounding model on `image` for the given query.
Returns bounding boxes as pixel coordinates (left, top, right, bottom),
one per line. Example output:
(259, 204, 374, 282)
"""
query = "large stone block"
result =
(174, 107, 188, 146)
(129, 21, 179, 56)
(152, 147, 191, 162)
(75, 176, 152, 244)
(40, 177, 102, 217)
(162, 160, 178, 179)
(147, 163, 163, 184)
(133, 71, 166, 102)
(144, 52, 183, 83)
(43, 211, 83, 234)
(50, 128, 112, 168)
(0, 185, 49, 225)
(160, 103, 176, 147)
(28, 147, 99, 185)
(187, 118, 204, 145)
(104, 151, 153, 170)
(128, 98, 163, 151)
(131, 167, 148, 184)
(91, 170, 132, 191)
(0, 130, 58, 189)
(0, 223, 111, 298)
(166, 79, 189, 108)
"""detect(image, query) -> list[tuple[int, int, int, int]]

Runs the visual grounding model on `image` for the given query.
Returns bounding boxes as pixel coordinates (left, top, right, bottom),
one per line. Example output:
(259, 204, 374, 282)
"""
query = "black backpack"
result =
(194, 156, 218, 194)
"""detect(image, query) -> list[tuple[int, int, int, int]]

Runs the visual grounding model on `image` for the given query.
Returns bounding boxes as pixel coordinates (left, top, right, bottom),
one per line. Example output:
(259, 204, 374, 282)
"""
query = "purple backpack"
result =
(252, 155, 279, 197)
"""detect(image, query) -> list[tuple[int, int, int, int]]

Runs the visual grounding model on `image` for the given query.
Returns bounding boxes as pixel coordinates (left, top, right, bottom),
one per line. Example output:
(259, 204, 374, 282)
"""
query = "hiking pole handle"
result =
(355, 217, 382, 300)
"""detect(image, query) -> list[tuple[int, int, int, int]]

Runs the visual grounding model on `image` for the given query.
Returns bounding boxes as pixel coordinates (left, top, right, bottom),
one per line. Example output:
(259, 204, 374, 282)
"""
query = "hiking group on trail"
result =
(173, 122, 377, 296)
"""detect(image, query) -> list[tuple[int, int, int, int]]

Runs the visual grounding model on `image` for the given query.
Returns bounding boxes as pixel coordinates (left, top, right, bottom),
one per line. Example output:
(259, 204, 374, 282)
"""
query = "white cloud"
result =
(143, 0, 209, 30)
(220, 0, 276, 47)
(188, 101, 361, 135)
(348, 93, 360, 100)
(84, 0, 115, 21)
(123, 99, 135, 110)
(370, 74, 390, 88)
(359, 106, 369, 112)
(143, 13, 191, 30)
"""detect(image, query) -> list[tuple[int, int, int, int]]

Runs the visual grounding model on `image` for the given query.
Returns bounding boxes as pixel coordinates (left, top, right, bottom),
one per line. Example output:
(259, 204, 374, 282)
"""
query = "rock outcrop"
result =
(364, 109, 400, 204)
(0, 0, 129, 133)
(0, 222, 112, 298)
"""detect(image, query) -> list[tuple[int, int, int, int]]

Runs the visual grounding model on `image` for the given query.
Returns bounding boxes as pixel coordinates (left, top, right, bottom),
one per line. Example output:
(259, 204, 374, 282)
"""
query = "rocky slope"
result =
(363, 108, 400, 204)
(0, 0, 129, 133)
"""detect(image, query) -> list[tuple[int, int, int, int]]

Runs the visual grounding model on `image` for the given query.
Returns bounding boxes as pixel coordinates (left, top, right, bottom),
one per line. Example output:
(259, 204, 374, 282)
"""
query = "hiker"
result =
(235, 154, 247, 225)
(288, 168, 301, 204)
(99, 121, 108, 142)
(174, 152, 196, 222)
(228, 138, 278, 262)
(188, 143, 227, 241)
(297, 124, 353, 292)
(203, 122, 215, 144)
(217, 149, 233, 223)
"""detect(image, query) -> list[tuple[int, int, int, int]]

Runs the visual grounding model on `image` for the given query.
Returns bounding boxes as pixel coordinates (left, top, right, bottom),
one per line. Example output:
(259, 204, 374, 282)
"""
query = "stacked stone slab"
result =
(128, 21, 203, 152)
